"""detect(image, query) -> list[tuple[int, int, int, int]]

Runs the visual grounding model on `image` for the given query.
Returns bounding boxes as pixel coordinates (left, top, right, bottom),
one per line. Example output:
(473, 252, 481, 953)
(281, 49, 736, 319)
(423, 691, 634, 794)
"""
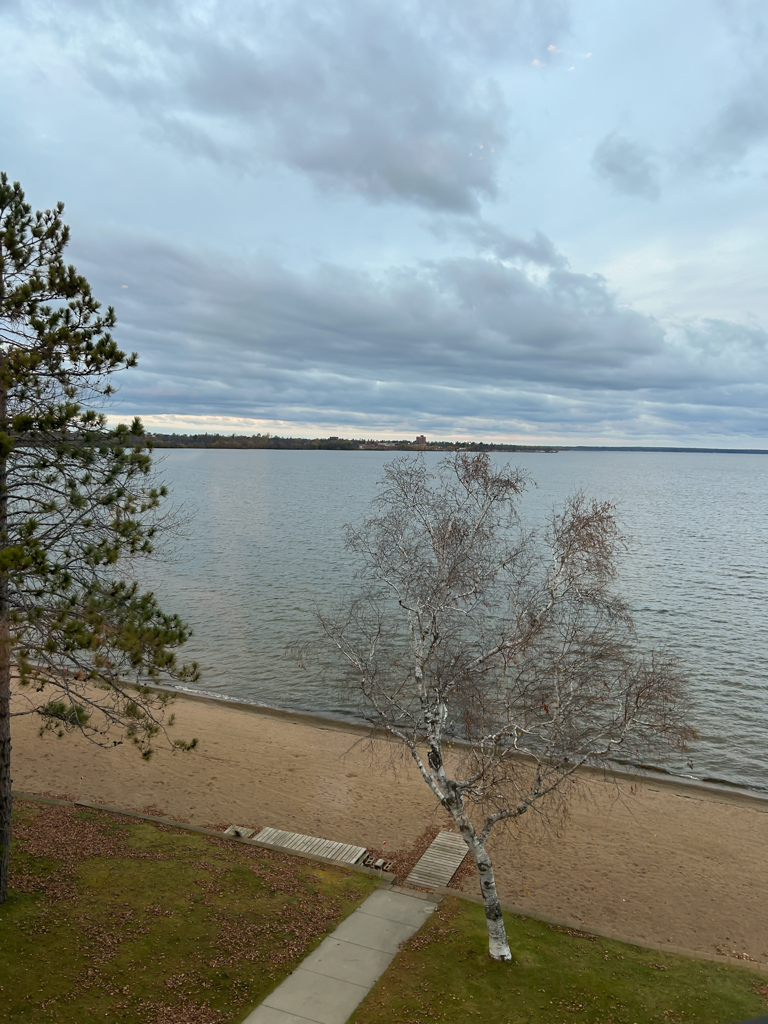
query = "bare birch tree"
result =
(316, 453, 694, 961)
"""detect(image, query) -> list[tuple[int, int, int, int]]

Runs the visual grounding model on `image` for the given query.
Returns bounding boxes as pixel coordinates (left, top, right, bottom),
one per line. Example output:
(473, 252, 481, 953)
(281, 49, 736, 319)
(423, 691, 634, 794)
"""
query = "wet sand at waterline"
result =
(12, 687, 768, 964)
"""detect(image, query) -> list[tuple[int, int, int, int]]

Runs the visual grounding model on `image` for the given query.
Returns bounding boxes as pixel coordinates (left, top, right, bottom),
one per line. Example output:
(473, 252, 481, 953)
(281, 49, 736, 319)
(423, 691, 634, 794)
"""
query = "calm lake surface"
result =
(139, 450, 768, 792)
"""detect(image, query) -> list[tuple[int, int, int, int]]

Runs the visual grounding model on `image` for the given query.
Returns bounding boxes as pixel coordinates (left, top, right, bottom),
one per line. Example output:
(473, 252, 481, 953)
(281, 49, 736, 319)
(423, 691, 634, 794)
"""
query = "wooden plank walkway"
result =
(254, 826, 368, 865)
(405, 831, 468, 890)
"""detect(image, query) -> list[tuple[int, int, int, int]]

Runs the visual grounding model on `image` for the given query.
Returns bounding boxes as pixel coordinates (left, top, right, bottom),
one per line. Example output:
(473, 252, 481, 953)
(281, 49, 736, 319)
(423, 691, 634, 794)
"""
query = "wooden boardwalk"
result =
(254, 826, 368, 865)
(405, 831, 468, 890)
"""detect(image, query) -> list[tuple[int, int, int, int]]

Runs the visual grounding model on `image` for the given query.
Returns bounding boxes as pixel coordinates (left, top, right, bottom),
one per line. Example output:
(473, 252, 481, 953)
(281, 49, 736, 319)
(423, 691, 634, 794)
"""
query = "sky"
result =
(2, 0, 768, 445)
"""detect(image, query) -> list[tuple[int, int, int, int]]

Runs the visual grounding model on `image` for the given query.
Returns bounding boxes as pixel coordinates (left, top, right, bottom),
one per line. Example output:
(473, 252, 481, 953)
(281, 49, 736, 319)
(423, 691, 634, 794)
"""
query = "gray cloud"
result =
(682, 2, 768, 174)
(430, 219, 569, 268)
(12, 0, 569, 212)
(72, 228, 768, 440)
(591, 132, 660, 199)
(685, 71, 768, 173)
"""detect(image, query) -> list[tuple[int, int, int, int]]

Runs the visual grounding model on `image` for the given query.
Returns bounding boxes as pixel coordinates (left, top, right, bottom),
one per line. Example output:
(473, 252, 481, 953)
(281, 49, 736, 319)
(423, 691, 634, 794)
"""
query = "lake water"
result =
(138, 449, 768, 793)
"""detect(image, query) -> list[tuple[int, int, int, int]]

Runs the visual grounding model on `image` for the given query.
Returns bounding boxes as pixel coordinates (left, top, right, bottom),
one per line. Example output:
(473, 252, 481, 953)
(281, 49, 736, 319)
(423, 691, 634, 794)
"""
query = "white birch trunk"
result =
(468, 839, 512, 960)
(439, 786, 513, 962)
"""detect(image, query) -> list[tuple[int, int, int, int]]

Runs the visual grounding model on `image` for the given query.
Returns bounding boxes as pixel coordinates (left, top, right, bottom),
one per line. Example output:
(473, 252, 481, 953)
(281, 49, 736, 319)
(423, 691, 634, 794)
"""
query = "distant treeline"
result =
(146, 433, 560, 453)
(148, 433, 361, 450)
(143, 434, 768, 454)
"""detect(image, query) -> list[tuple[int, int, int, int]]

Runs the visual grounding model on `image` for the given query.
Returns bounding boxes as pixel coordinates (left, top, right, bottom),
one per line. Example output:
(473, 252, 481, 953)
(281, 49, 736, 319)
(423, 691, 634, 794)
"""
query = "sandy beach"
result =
(12, 688, 768, 965)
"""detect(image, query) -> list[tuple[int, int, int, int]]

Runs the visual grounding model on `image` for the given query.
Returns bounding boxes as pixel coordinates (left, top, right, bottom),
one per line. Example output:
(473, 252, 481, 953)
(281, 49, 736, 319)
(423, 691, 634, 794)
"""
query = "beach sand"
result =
(12, 688, 768, 964)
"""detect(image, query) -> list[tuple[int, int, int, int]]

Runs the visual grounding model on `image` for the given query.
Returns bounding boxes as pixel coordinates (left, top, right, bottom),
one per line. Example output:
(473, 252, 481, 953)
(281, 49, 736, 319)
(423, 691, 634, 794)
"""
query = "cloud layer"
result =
(78, 229, 768, 441)
(18, 0, 569, 212)
(2, 0, 767, 443)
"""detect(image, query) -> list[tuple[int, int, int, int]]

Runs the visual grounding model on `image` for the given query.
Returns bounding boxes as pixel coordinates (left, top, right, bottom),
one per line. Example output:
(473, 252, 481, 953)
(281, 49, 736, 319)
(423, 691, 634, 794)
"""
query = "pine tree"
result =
(0, 173, 198, 903)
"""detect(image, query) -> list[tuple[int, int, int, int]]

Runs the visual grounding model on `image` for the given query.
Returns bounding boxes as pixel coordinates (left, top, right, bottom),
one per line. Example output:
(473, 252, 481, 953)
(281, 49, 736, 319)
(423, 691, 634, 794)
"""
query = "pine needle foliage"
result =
(0, 173, 199, 903)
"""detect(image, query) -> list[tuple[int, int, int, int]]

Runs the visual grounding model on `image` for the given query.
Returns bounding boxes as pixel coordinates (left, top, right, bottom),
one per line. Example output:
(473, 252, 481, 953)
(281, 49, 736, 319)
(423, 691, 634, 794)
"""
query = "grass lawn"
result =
(350, 896, 768, 1024)
(2, 800, 379, 1023)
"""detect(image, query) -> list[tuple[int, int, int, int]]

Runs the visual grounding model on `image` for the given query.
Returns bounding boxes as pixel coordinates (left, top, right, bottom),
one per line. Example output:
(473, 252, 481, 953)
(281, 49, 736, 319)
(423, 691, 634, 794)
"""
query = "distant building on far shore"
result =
(415, 434, 427, 445)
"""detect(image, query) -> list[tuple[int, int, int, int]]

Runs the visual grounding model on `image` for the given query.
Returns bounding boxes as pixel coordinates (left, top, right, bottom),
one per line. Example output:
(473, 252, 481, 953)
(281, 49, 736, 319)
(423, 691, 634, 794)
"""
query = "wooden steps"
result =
(224, 825, 255, 838)
(254, 826, 368, 865)
(405, 831, 468, 890)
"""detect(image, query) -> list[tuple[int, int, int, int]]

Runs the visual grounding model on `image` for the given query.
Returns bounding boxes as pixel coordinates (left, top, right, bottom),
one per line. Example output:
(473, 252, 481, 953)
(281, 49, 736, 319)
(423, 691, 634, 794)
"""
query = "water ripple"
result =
(138, 450, 768, 792)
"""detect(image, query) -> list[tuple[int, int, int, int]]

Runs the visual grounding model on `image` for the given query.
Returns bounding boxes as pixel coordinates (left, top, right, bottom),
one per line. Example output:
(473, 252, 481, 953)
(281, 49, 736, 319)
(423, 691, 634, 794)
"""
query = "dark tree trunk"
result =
(0, 382, 10, 905)
(0, 596, 10, 906)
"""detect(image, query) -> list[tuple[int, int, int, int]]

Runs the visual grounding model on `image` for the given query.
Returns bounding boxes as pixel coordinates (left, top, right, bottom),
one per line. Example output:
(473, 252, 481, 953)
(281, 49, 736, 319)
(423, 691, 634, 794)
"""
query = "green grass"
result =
(3, 800, 379, 1023)
(350, 896, 768, 1024)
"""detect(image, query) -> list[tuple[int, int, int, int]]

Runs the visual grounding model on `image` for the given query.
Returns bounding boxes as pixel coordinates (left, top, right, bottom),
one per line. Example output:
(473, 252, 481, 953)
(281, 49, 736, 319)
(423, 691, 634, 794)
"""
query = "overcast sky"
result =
(2, 0, 767, 444)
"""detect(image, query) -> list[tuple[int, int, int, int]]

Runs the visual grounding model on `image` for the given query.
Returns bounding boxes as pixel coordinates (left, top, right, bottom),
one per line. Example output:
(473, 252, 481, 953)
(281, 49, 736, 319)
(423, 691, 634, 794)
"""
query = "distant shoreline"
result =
(144, 432, 768, 455)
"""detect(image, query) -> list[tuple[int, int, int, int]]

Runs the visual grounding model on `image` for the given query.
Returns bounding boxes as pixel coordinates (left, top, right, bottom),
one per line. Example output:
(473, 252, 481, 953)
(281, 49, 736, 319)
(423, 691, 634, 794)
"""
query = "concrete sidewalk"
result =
(243, 887, 438, 1024)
